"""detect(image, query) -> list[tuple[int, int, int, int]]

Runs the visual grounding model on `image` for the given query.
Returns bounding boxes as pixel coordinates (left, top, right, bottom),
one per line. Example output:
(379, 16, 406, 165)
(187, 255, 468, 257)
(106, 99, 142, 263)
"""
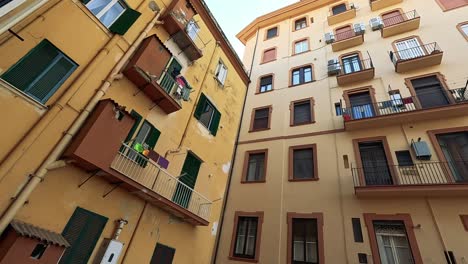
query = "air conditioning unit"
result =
(353, 23, 366, 35)
(327, 59, 341, 76)
(369, 17, 383, 31)
(411, 140, 432, 160)
(325, 32, 335, 44)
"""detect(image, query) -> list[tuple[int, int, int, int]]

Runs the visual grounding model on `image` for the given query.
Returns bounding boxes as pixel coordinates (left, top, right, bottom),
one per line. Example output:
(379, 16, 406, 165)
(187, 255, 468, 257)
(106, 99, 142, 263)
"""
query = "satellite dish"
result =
(149, 1, 160, 12)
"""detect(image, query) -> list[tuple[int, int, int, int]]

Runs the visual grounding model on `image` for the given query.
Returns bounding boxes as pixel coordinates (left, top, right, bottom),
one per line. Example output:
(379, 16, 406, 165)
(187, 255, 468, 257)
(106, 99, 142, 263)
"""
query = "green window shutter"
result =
(60, 207, 108, 264)
(180, 153, 202, 188)
(80, 0, 90, 4)
(194, 93, 208, 119)
(124, 110, 142, 144)
(210, 109, 221, 136)
(1, 40, 77, 103)
(109, 8, 141, 35)
(145, 124, 160, 150)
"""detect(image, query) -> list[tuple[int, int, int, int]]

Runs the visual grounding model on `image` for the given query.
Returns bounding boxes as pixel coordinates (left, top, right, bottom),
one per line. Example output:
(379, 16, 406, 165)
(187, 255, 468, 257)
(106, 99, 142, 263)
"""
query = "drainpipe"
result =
(211, 27, 257, 264)
(0, 8, 165, 234)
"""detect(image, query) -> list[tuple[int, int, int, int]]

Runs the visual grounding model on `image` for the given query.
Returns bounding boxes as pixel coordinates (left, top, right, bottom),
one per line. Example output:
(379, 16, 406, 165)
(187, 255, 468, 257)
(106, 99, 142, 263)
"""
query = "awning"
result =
(10, 220, 70, 247)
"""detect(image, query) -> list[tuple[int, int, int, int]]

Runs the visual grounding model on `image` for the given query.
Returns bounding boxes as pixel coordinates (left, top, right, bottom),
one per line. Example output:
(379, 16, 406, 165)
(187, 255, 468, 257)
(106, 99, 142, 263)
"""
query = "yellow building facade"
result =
(0, 0, 248, 263)
(215, 0, 468, 263)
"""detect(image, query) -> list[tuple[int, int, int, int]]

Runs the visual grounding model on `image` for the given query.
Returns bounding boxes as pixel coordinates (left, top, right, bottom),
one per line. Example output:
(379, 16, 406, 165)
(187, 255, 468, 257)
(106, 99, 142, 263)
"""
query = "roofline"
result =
(236, 0, 339, 45)
(191, 0, 250, 85)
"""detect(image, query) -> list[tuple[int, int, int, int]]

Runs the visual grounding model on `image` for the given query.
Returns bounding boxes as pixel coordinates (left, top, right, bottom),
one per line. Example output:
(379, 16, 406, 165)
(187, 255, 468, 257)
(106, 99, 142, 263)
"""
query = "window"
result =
(1, 40, 78, 104)
(30, 243, 47, 259)
(150, 243, 175, 264)
(250, 106, 271, 131)
(374, 221, 414, 264)
(287, 213, 324, 264)
(389, 90, 403, 107)
(335, 103, 343, 116)
(332, 3, 347, 15)
(262, 48, 277, 63)
(291, 65, 313, 86)
(230, 212, 263, 261)
(457, 22, 468, 41)
(84, 0, 141, 34)
(194, 93, 221, 135)
(0, 0, 26, 17)
(436, 0, 468, 11)
(291, 98, 314, 126)
(289, 144, 318, 181)
(243, 150, 267, 183)
(341, 54, 362, 74)
(395, 151, 413, 166)
(352, 218, 363, 243)
(266, 27, 278, 39)
(294, 17, 307, 30)
(60, 207, 108, 264)
(335, 25, 353, 41)
(394, 37, 425, 60)
(258, 75, 273, 93)
(294, 39, 309, 54)
(187, 20, 200, 41)
(215, 60, 228, 85)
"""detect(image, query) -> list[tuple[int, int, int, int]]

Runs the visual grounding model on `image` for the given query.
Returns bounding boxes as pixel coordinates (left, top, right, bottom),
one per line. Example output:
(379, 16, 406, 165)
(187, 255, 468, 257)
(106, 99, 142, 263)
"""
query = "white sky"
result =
(204, 0, 297, 58)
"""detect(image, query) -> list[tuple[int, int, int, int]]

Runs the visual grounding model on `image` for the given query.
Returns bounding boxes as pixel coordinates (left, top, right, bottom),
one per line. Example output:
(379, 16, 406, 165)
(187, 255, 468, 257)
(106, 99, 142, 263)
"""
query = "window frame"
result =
(249, 105, 272, 132)
(286, 212, 324, 264)
(457, 22, 468, 41)
(261, 47, 277, 64)
(293, 17, 308, 31)
(363, 213, 423, 264)
(293, 38, 310, 55)
(194, 93, 222, 135)
(265, 26, 279, 40)
(242, 149, 268, 183)
(85, 0, 127, 28)
(229, 211, 264, 263)
(290, 98, 315, 126)
(215, 60, 228, 85)
(330, 2, 349, 16)
(256, 74, 274, 94)
(290, 64, 314, 87)
(0, 0, 26, 17)
(288, 144, 318, 182)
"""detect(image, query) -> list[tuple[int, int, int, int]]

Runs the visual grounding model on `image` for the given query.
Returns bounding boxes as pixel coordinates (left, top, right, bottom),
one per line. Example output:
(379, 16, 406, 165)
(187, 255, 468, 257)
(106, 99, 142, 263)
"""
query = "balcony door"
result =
(160, 58, 182, 93)
(172, 152, 202, 208)
(395, 38, 424, 60)
(359, 141, 393, 185)
(411, 76, 450, 108)
(436, 132, 468, 182)
(349, 91, 375, 119)
(382, 10, 404, 27)
(342, 54, 362, 74)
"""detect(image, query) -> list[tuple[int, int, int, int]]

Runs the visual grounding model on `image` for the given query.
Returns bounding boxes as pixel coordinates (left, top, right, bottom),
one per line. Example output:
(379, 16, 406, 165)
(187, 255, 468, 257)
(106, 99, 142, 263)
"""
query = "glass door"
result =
(349, 91, 375, 119)
(342, 54, 362, 74)
(359, 141, 393, 185)
(437, 132, 468, 182)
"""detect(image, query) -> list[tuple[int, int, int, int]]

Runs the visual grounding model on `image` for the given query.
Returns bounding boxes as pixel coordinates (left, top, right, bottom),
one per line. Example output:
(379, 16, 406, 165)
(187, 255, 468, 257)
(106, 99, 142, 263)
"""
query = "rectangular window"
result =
(395, 37, 425, 60)
(262, 48, 277, 63)
(295, 17, 307, 30)
(194, 93, 222, 135)
(291, 218, 319, 263)
(1, 39, 78, 104)
(395, 151, 414, 166)
(187, 20, 200, 41)
(457, 22, 468, 40)
(341, 54, 362, 74)
(251, 107, 271, 131)
(294, 39, 309, 54)
(60, 207, 108, 264)
(352, 218, 364, 243)
(150, 243, 175, 264)
(233, 217, 259, 259)
(373, 221, 415, 264)
(259, 75, 273, 93)
(335, 103, 343, 116)
(266, 27, 278, 39)
(244, 150, 267, 182)
(358, 140, 393, 185)
(292, 99, 313, 126)
(215, 60, 228, 85)
(289, 145, 317, 181)
(436, 0, 468, 11)
(332, 3, 347, 15)
(291, 66, 313, 86)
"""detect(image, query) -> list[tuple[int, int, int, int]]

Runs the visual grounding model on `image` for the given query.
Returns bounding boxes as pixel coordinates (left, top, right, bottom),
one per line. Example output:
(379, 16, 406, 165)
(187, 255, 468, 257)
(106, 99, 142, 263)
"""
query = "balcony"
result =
(370, 0, 403, 11)
(64, 100, 211, 226)
(342, 86, 468, 130)
(381, 10, 420, 38)
(352, 161, 468, 198)
(327, 6, 356, 26)
(332, 29, 364, 52)
(332, 57, 375, 86)
(390, 42, 443, 73)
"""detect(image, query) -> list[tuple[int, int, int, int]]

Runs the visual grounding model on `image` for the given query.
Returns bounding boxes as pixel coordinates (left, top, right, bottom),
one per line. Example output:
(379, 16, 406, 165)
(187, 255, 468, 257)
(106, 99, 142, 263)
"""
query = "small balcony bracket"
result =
(102, 182, 123, 198)
(78, 170, 100, 188)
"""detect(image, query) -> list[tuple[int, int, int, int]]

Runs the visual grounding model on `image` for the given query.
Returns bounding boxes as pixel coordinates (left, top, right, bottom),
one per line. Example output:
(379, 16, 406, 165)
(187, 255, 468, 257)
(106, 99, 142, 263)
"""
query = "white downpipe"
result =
(0, 0, 50, 36)
(0, 8, 165, 234)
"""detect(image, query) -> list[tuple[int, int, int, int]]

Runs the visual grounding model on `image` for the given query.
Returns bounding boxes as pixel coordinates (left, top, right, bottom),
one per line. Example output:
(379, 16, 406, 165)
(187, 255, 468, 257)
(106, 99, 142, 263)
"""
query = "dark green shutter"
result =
(172, 153, 202, 208)
(79, 0, 90, 4)
(150, 243, 176, 264)
(60, 207, 108, 264)
(109, 8, 141, 35)
(145, 124, 161, 150)
(210, 109, 221, 136)
(194, 93, 208, 119)
(124, 111, 142, 144)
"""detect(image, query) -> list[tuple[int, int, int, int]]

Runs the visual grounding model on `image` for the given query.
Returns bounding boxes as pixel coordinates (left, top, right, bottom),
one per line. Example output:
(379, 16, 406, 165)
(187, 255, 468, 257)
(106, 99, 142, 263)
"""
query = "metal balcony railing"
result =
(335, 29, 359, 42)
(352, 161, 468, 187)
(330, 57, 374, 76)
(340, 86, 468, 121)
(110, 144, 212, 221)
(382, 10, 419, 27)
(389, 42, 442, 65)
(157, 70, 191, 102)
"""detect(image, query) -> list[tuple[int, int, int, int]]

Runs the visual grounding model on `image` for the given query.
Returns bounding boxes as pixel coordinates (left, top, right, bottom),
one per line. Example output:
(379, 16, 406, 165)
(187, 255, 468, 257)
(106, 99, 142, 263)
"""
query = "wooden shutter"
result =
(123, 111, 142, 144)
(335, 25, 353, 41)
(382, 10, 404, 27)
(180, 153, 202, 189)
(352, 218, 364, 242)
(109, 8, 141, 35)
(210, 109, 221, 136)
(150, 243, 175, 264)
(262, 48, 276, 63)
(60, 207, 108, 264)
(194, 93, 208, 119)
(145, 123, 161, 150)
(293, 101, 311, 125)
